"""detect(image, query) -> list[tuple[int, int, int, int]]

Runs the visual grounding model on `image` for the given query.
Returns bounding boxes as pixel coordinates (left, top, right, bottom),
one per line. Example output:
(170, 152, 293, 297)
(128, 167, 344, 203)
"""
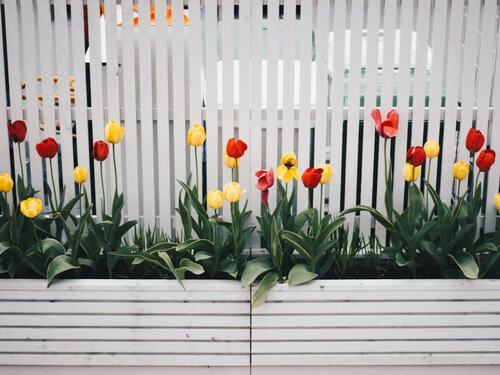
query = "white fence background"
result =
(0, 0, 499, 240)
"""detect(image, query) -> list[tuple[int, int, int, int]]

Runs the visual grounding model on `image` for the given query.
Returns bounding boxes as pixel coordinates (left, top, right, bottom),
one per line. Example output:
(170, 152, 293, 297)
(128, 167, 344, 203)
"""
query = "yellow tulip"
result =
(223, 182, 241, 203)
(187, 123, 206, 147)
(73, 166, 88, 184)
(424, 140, 440, 158)
(223, 151, 240, 169)
(20, 198, 43, 219)
(453, 160, 470, 181)
(105, 120, 125, 144)
(495, 193, 500, 211)
(0, 173, 14, 193)
(276, 152, 299, 183)
(207, 189, 224, 209)
(317, 163, 333, 184)
(402, 163, 420, 182)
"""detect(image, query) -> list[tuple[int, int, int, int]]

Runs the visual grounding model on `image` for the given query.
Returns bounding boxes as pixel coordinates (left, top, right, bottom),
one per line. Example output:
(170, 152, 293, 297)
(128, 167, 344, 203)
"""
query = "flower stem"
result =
(383, 138, 388, 184)
(457, 180, 461, 199)
(112, 144, 118, 194)
(320, 184, 324, 218)
(194, 147, 200, 199)
(100, 161, 106, 216)
(425, 158, 432, 211)
(49, 158, 58, 209)
(17, 143, 24, 182)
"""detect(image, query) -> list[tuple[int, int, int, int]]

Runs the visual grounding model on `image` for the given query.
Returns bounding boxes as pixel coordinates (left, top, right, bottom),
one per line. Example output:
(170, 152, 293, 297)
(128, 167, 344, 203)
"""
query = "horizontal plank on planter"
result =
(0, 280, 250, 367)
(252, 280, 500, 366)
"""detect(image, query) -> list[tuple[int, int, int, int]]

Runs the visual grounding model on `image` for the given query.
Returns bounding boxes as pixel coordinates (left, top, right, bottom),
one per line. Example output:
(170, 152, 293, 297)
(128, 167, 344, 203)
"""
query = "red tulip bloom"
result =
(301, 167, 323, 189)
(36, 137, 58, 159)
(93, 140, 109, 161)
(476, 149, 496, 172)
(466, 128, 485, 153)
(7, 120, 27, 143)
(226, 138, 247, 159)
(371, 108, 399, 139)
(406, 146, 426, 167)
(255, 168, 274, 204)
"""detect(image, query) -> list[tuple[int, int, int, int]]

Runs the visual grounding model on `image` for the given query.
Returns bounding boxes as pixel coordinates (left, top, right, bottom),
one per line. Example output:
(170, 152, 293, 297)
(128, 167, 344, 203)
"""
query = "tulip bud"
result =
(36, 137, 59, 159)
(452, 161, 470, 181)
(406, 146, 427, 167)
(223, 151, 240, 169)
(424, 140, 440, 158)
(317, 163, 333, 184)
(93, 141, 109, 161)
(403, 163, 420, 182)
(495, 193, 500, 211)
(302, 167, 323, 189)
(105, 120, 125, 144)
(207, 189, 224, 210)
(20, 197, 43, 219)
(73, 166, 88, 184)
(7, 120, 27, 143)
(465, 128, 485, 153)
(223, 182, 241, 203)
(187, 123, 206, 147)
(476, 149, 496, 172)
(0, 173, 14, 193)
(226, 138, 248, 159)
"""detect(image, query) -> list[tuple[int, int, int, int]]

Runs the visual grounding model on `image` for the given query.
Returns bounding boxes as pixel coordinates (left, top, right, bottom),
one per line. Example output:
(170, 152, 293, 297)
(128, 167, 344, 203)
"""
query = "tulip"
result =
(226, 138, 247, 159)
(20, 197, 43, 219)
(403, 163, 420, 182)
(453, 161, 470, 181)
(317, 163, 333, 184)
(0, 173, 14, 193)
(224, 151, 240, 169)
(495, 193, 500, 211)
(476, 149, 496, 172)
(187, 123, 206, 147)
(36, 137, 58, 159)
(371, 108, 399, 139)
(302, 167, 323, 189)
(105, 120, 125, 144)
(7, 120, 27, 143)
(255, 168, 274, 204)
(73, 166, 88, 184)
(465, 128, 485, 153)
(424, 140, 440, 159)
(276, 152, 299, 183)
(92, 141, 109, 161)
(207, 189, 224, 210)
(406, 146, 426, 167)
(223, 182, 241, 203)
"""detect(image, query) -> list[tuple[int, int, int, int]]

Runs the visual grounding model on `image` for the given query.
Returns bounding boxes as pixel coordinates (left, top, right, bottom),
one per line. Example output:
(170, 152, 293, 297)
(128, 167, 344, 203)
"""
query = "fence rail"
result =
(1, 0, 499, 239)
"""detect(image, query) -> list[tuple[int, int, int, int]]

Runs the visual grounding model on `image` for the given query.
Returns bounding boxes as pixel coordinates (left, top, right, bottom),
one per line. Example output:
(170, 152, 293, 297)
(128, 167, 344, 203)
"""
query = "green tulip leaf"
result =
(252, 271, 280, 308)
(287, 264, 318, 286)
(47, 255, 80, 286)
(449, 252, 479, 279)
(241, 257, 274, 287)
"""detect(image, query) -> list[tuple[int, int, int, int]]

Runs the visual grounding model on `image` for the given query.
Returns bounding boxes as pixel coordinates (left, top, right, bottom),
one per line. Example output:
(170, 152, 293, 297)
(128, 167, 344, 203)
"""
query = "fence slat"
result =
(359, 0, 381, 235)
(281, 0, 295, 154)
(0, 5, 9, 185)
(329, 0, 346, 216)
(297, 0, 313, 213)
(155, 0, 172, 232)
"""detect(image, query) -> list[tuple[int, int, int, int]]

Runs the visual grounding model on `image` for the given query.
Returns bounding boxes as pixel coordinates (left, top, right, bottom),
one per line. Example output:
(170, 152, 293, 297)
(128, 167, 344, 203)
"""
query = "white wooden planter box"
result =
(1, 279, 500, 374)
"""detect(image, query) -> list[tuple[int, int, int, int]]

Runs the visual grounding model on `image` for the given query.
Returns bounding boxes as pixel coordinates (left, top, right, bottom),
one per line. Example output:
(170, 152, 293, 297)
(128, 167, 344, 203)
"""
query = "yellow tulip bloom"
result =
(276, 152, 299, 183)
(223, 182, 241, 203)
(402, 163, 420, 182)
(453, 160, 470, 181)
(73, 166, 88, 184)
(223, 151, 240, 169)
(317, 163, 333, 184)
(0, 173, 14, 193)
(105, 120, 125, 144)
(495, 193, 500, 211)
(424, 140, 440, 158)
(187, 123, 206, 147)
(207, 189, 224, 209)
(20, 198, 43, 219)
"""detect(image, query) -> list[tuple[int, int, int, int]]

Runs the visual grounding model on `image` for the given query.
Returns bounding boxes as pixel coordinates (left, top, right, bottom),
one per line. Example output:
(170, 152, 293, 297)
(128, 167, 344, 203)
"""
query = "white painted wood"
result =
(297, 0, 313, 213)
(0, 367, 248, 375)
(252, 366, 500, 375)
(0, 8, 8, 181)
(359, 0, 380, 234)
(281, 0, 296, 153)
(155, 0, 172, 232)
(121, 0, 140, 220)
(329, 0, 346, 215)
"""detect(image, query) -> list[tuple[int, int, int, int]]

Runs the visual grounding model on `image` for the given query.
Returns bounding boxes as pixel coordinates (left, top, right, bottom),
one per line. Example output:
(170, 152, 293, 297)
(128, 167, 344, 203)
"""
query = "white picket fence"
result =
(1, 0, 499, 239)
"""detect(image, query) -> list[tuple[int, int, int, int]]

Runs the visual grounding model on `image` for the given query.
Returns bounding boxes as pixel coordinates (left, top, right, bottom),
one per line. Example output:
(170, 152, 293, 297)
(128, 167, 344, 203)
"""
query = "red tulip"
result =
(476, 149, 496, 172)
(255, 168, 274, 204)
(371, 108, 399, 139)
(466, 128, 485, 153)
(301, 167, 323, 189)
(406, 146, 426, 167)
(226, 138, 247, 159)
(36, 137, 58, 159)
(93, 140, 109, 161)
(7, 120, 27, 143)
